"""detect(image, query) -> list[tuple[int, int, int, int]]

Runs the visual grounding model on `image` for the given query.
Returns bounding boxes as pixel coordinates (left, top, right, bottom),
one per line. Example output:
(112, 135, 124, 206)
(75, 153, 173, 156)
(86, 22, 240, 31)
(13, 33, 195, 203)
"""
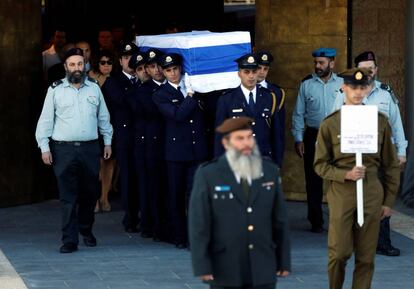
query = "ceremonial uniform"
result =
(102, 42, 139, 231)
(153, 53, 208, 247)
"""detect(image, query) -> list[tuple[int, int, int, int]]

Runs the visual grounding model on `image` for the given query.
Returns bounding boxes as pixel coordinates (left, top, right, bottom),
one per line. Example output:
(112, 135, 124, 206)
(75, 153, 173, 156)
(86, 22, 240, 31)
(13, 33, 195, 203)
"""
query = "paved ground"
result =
(0, 198, 413, 289)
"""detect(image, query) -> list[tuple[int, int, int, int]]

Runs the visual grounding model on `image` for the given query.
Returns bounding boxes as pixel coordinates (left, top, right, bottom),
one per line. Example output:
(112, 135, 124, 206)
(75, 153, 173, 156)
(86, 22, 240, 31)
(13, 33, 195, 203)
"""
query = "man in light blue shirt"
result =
(331, 51, 406, 257)
(291, 48, 344, 233)
(35, 48, 113, 253)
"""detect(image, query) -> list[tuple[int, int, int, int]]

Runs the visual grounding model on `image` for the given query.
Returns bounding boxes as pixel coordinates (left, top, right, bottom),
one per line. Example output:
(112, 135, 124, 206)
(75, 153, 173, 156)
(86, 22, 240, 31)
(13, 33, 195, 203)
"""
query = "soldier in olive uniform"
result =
(314, 68, 400, 289)
(189, 117, 291, 289)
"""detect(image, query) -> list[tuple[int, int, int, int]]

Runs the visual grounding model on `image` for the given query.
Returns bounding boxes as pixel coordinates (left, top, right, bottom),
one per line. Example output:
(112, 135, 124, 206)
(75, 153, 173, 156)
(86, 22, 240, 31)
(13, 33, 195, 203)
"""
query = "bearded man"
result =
(189, 117, 291, 289)
(291, 47, 344, 233)
(36, 47, 113, 253)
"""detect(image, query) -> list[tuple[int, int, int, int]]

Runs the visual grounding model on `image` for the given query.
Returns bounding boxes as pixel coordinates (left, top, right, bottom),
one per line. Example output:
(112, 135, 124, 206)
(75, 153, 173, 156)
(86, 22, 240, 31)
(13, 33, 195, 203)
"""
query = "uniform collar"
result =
(122, 71, 135, 80)
(62, 76, 90, 88)
(258, 79, 268, 88)
(240, 84, 257, 98)
(312, 72, 338, 83)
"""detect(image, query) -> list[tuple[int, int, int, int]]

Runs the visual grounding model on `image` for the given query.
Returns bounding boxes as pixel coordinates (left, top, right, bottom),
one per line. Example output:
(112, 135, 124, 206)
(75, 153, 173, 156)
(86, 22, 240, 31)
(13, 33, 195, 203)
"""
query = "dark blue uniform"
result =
(103, 73, 138, 231)
(214, 85, 282, 166)
(129, 79, 167, 239)
(153, 82, 208, 246)
(265, 83, 286, 166)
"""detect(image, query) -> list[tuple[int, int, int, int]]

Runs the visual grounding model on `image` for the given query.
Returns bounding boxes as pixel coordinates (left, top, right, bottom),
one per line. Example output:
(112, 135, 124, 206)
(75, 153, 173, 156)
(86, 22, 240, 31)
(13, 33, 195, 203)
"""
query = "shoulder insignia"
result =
(87, 77, 99, 84)
(278, 88, 286, 110)
(301, 74, 312, 83)
(380, 83, 399, 104)
(50, 79, 63, 89)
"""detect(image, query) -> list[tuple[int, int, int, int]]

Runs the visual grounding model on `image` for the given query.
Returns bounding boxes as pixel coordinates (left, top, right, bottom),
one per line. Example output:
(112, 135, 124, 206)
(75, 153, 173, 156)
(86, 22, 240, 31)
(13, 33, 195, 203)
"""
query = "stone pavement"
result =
(0, 199, 413, 289)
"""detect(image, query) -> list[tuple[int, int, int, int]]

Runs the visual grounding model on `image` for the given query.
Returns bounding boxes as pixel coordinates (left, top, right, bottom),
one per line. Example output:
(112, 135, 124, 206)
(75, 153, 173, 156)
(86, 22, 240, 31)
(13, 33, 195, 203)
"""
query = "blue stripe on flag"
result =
(140, 43, 251, 76)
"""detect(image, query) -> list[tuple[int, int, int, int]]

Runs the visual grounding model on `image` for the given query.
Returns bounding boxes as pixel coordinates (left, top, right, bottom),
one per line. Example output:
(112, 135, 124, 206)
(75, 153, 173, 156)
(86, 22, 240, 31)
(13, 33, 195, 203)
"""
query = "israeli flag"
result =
(136, 31, 251, 93)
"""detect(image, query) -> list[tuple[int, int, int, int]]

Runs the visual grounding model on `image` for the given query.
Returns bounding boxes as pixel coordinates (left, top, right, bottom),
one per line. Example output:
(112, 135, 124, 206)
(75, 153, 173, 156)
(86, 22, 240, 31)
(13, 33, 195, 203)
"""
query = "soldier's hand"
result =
(398, 156, 406, 170)
(294, 142, 305, 158)
(41, 151, 53, 165)
(200, 274, 214, 281)
(345, 166, 366, 181)
(103, 145, 112, 160)
(276, 270, 290, 277)
(381, 206, 392, 219)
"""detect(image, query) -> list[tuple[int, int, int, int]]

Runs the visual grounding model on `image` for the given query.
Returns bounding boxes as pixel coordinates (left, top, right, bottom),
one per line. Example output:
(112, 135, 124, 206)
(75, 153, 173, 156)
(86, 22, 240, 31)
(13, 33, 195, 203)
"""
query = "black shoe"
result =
(125, 226, 140, 233)
(175, 242, 188, 249)
(141, 232, 153, 238)
(60, 243, 78, 253)
(83, 234, 97, 247)
(310, 226, 324, 233)
(376, 245, 400, 256)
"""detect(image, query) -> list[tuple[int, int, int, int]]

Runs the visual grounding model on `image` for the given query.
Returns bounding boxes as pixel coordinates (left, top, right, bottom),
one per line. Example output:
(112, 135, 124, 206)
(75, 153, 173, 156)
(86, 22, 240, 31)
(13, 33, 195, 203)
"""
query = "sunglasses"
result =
(99, 60, 113, 65)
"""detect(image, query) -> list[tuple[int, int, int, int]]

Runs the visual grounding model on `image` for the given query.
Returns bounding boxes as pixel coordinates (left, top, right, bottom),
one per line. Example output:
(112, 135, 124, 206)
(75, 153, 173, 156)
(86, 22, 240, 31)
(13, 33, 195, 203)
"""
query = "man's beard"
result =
(315, 66, 331, 78)
(67, 70, 86, 84)
(225, 143, 263, 181)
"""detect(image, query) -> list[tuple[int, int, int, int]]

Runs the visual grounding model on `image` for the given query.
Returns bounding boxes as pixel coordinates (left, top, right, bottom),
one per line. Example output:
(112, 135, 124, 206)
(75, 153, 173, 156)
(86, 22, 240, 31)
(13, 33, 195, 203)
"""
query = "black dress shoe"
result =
(376, 245, 400, 256)
(83, 234, 97, 247)
(310, 226, 324, 233)
(175, 242, 188, 249)
(60, 243, 78, 253)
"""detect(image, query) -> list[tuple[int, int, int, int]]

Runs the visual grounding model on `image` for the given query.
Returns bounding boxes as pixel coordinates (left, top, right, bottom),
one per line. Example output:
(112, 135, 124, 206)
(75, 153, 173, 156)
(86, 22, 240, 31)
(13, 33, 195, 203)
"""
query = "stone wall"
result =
(352, 0, 406, 120)
(255, 0, 348, 200)
(0, 1, 42, 207)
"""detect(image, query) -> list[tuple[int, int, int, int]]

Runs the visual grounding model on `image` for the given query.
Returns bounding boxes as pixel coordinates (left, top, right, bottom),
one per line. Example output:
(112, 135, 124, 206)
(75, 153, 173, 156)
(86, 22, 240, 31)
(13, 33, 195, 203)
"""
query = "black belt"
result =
(52, 139, 98, 146)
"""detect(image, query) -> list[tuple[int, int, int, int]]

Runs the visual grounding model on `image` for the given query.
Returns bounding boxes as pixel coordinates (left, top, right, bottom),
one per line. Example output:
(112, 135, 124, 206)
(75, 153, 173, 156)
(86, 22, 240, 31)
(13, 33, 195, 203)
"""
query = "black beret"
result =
(354, 51, 376, 66)
(256, 51, 274, 66)
(63, 47, 84, 62)
(128, 52, 147, 69)
(146, 48, 164, 64)
(339, 68, 371, 86)
(235, 53, 258, 69)
(158, 53, 182, 69)
(118, 42, 139, 56)
(216, 117, 254, 135)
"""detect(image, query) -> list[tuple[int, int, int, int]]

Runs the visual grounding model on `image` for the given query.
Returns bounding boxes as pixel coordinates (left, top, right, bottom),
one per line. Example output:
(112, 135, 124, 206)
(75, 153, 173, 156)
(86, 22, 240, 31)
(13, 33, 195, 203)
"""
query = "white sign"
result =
(340, 105, 378, 154)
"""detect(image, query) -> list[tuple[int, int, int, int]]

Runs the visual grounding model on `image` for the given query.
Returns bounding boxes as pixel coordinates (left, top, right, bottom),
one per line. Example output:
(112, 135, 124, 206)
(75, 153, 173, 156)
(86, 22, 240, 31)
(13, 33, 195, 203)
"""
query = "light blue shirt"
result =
(292, 73, 344, 142)
(331, 80, 407, 156)
(35, 77, 113, 153)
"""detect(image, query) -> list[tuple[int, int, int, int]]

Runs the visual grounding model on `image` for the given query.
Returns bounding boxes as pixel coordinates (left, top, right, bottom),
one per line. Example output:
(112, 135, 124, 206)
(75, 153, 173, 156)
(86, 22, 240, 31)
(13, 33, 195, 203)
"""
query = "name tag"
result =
(215, 185, 231, 192)
(232, 108, 243, 113)
(261, 181, 274, 187)
(172, 99, 179, 103)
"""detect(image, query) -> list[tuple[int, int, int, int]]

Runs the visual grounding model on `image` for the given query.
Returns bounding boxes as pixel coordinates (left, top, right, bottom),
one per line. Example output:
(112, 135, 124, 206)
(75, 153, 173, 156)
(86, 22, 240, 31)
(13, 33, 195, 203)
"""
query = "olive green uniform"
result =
(314, 111, 400, 289)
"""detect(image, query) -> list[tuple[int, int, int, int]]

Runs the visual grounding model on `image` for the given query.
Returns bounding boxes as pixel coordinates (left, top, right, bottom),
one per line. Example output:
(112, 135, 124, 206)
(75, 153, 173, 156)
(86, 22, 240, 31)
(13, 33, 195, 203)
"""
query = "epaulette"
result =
(50, 79, 63, 89)
(301, 74, 312, 83)
(87, 77, 99, 84)
(380, 83, 399, 104)
(221, 87, 237, 97)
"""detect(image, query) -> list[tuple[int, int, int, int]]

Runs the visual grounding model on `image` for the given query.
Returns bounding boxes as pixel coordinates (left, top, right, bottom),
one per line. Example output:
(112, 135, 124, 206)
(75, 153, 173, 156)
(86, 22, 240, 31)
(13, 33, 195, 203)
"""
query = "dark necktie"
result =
(130, 77, 136, 84)
(177, 86, 184, 96)
(248, 91, 255, 112)
(240, 178, 250, 199)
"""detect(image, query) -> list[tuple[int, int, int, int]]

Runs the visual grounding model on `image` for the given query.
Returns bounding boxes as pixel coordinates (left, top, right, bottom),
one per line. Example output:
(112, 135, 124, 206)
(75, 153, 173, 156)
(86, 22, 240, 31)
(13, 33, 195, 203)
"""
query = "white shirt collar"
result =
(233, 172, 252, 185)
(240, 85, 257, 104)
(259, 80, 268, 88)
(153, 79, 165, 86)
(122, 71, 135, 80)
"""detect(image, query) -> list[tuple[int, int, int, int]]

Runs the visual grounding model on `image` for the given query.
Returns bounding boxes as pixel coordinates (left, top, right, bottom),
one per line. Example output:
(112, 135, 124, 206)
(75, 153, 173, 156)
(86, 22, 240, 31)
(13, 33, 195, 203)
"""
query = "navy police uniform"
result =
(153, 53, 208, 247)
(102, 42, 140, 232)
(215, 54, 282, 167)
(256, 51, 286, 166)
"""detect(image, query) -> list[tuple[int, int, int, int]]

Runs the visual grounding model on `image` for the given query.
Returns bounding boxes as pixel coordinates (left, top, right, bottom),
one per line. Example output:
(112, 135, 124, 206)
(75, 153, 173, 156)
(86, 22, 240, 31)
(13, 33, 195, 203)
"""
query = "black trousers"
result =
(51, 141, 100, 245)
(211, 284, 275, 289)
(303, 127, 324, 227)
(117, 146, 139, 229)
(166, 160, 201, 243)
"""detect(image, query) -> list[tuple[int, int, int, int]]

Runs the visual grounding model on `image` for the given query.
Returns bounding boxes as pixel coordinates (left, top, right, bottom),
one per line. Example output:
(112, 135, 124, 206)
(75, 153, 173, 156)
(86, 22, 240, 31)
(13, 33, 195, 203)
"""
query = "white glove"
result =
(184, 73, 194, 94)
